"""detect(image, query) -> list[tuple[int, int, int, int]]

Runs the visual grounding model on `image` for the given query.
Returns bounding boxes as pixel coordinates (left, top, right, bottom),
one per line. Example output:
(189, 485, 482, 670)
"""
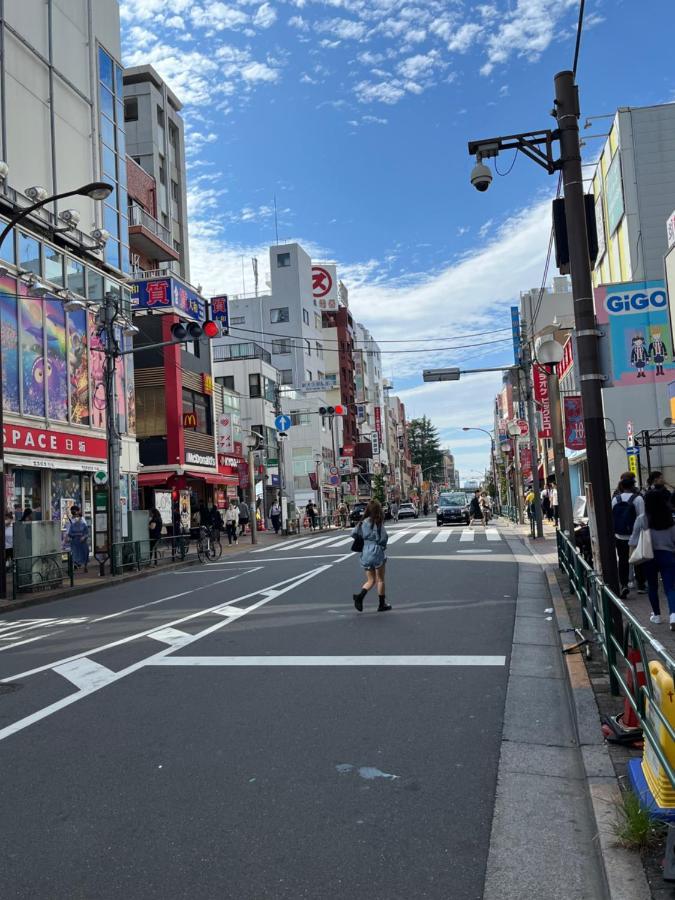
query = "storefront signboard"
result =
(532, 365, 551, 438)
(218, 414, 234, 454)
(2, 424, 106, 460)
(185, 450, 216, 468)
(130, 276, 206, 323)
(564, 396, 586, 450)
(238, 462, 250, 489)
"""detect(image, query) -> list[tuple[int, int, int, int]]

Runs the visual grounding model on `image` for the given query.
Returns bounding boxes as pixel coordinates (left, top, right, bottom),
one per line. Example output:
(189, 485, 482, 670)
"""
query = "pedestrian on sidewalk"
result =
(549, 483, 559, 527)
(629, 489, 675, 628)
(238, 500, 250, 536)
(270, 500, 281, 534)
(306, 501, 318, 531)
(612, 472, 645, 598)
(647, 471, 673, 506)
(67, 509, 89, 573)
(469, 489, 482, 525)
(352, 499, 390, 612)
(225, 502, 239, 545)
(4, 511, 14, 568)
(148, 507, 163, 566)
(209, 504, 224, 540)
(541, 486, 552, 522)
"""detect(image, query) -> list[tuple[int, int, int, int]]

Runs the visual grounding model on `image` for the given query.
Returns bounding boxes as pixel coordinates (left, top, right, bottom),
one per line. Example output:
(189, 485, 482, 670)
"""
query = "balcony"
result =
(213, 342, 272, 364)
(128, 205, 179, 262)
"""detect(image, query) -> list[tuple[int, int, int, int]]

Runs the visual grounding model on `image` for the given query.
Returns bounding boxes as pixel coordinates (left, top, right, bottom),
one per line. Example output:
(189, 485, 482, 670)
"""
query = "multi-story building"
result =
(441, 451, 458, 489)
(123, 65, 190, 281)
(385, 393, 412, 500)
(354, 322, 388, 471)
(588, 102, 675, 484)
(0, 3, 139, 545)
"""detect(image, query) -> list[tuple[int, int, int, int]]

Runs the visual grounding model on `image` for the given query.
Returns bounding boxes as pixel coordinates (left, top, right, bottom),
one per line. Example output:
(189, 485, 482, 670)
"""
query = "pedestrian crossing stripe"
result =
(261, 528, 504, 553)
(460, 529, 475, 542)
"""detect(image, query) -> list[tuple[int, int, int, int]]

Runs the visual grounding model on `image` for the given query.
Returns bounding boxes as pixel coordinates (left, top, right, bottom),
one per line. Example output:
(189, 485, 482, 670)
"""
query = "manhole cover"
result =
(0, 682, 21, 695)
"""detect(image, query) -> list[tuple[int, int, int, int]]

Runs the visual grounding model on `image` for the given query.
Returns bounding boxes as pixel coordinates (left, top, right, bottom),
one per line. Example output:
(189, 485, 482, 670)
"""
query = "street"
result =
(0, 519, 527, 899)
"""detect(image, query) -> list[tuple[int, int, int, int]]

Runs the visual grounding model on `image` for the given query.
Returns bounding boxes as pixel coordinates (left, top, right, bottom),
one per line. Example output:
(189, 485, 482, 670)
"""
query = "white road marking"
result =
(0, 563, 342, 743)
(296, 535, 347, 549)
(53, 658, 116, 691)
(486, 528, 501, 541)
(149, 627, 193, 647)
(265, 537, 325, 553)
(406, 531, 431, 544)
(457, 549, 493, 554)
(460, 529, 475, 542)
(320, 536, 355, 547)
(228, 554, 348, 562)
(433, 530, 453, 542)
(151, 655, 506, 667)
(386, 531, 413, 544)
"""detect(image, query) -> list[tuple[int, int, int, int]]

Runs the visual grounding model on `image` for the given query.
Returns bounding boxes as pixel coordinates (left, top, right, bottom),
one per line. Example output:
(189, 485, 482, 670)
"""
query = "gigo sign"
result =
(605, 287, 667, 315)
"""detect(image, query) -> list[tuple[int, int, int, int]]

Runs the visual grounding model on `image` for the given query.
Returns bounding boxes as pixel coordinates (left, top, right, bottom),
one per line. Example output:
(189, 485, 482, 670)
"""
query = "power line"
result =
(224, 330, 513, 355)
(226, 322, 512, 345)
(572, 0, 586, 76)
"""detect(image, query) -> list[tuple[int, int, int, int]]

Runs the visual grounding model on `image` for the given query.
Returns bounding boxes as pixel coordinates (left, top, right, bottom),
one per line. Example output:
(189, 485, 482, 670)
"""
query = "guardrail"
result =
(110, 535, 194, 575)
(557, 528, 675, 790)
(11, 551, 74, 599)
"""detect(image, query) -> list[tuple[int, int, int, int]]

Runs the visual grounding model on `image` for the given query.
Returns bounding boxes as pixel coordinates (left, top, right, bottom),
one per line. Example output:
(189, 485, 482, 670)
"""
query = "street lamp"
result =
(462, 427, 500, 512)
(0, 180, 113, 599)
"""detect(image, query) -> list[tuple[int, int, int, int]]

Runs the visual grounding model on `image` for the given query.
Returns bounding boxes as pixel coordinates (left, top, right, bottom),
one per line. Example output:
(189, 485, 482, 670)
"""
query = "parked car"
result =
(349, 502, 368, 526)
(436, 492, 470, 526)
(398, 502, 418, 520)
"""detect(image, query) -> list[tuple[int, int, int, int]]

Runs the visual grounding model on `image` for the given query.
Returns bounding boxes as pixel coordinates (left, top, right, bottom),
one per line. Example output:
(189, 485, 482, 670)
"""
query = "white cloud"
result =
(354, 80, 406, 105)
(288, 14, 310, 30)
(447, 22, 482, 53)
(253, 2, 277, 28)
(191, 2, 249, 30)
(480, 0, 578, 75)
(317, 17, 368, 41)
(241, 61, 280, 82)
(397, 51, 438, 80)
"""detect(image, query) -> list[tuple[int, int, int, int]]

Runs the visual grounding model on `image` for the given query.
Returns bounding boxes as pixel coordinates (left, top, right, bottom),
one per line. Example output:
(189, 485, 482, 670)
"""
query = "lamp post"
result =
(0, 180, 113, 599)
(462, 427, 499, 512)
(506, 420, 524, 522)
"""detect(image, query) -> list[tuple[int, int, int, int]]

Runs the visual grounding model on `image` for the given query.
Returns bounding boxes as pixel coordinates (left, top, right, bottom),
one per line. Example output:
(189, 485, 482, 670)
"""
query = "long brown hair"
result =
(364, 499, 384, 527)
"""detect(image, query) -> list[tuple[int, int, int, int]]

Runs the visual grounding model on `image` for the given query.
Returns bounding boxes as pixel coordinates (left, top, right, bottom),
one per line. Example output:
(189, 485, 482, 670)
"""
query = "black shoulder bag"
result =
(351, 522, 364, 553)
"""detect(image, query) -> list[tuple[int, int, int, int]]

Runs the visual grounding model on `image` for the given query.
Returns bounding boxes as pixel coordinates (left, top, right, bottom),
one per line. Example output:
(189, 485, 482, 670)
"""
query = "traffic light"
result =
(170, 319, 219, 341)
(319, 406, 334, 416)
(334, 404, 346, 416)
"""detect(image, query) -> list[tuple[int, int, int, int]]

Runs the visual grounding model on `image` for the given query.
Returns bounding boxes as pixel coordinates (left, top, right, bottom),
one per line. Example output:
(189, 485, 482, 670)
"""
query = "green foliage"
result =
(407, 416, 444, 479)
(372, 472, 386, 504)
(613, 790, 666, 851)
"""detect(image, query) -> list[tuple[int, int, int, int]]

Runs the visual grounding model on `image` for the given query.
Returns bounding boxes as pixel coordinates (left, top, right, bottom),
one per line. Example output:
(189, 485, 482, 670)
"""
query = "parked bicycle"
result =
(197, 525, 223, 563)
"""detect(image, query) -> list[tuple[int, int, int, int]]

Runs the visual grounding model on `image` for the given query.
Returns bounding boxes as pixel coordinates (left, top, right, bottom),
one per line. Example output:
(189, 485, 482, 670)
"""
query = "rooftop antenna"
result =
(274, 194, 279, 245)
(252, 257, 259, 297)
(240, 255, 246, 295)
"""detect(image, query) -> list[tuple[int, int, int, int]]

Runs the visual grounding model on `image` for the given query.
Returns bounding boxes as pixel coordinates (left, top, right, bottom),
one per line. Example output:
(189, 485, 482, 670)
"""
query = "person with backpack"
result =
(629, 489, 675, 627)
(351, 499, 390, 613)
(612, 472, 645, 598)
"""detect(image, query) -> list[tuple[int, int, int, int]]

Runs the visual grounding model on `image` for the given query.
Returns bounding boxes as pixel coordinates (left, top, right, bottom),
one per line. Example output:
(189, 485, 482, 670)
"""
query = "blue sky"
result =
(120, 0, 675, 482)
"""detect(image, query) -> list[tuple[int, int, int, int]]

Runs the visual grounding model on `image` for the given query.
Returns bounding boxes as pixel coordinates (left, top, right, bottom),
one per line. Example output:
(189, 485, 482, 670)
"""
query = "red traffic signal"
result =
(202, 320, 219, 338)
(334, 404, 346, 415)
(170, 319, 219, 341)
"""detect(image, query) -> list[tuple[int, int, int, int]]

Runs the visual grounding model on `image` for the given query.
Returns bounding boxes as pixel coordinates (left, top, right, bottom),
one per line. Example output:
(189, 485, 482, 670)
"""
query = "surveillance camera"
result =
(25, 185, 49, 203)
(90, 227, 110, 245)
(59, 208, 81, 227)
(470, 161, 492, 192)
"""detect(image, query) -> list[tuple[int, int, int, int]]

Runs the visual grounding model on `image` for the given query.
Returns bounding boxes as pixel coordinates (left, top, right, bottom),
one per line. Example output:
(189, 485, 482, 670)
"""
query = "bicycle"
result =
(197, 526, 223, 563)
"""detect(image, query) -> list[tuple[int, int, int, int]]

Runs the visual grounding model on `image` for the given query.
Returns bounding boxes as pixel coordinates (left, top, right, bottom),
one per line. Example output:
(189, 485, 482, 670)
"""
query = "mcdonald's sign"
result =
(183, 412, 197, 428)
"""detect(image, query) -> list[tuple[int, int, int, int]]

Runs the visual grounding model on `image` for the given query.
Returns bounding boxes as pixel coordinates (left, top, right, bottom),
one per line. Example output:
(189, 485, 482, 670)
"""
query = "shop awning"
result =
(186, 470, 235, 485)
(138, 472, 172, 487)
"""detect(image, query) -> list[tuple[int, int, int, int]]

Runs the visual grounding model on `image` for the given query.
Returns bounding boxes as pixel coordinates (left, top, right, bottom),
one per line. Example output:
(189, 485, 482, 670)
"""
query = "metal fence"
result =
(110, 535, 195, 575)
(11, 551, 74, 599)
(557, 528, 675, 790)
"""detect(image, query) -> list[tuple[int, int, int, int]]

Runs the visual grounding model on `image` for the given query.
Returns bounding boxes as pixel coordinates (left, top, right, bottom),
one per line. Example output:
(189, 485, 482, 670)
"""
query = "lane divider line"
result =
(149, 655, 507, 667)
(148, 627, 193, 647)
(53, 658, 116, 691)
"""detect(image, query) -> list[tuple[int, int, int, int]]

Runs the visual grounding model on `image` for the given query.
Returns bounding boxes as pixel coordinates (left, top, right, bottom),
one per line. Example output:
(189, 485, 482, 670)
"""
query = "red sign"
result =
(237, 461, 250, 489)
(374, 406, 383, 442)
(308, 472, 318, 490)
(519, 446, 532, 479)
(557, 337, 574, 379)
(341, 445, 355, 457)
(146, 280, 171, 308)
(564, 396, 586, 450)
(312, 266, 332, 299)
(533, 366, 552, 438)
(2, 424, 107, 459)
(517, 419, 529, 436)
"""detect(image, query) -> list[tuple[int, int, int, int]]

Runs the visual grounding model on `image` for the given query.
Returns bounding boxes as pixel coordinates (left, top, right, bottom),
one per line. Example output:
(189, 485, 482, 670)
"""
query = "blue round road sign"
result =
(275, 414, 292, 432)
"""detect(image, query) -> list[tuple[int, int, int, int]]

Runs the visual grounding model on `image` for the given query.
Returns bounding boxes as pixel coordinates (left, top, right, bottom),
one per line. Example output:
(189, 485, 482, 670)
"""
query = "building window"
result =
(316, 342, 323, 358)
(317, 371, 325, 381)
(157, 105, 165, 128)
(98, 44, 129, 273)
(124, 98, 138, 122)
(159, 158, 166, 185)
(271, 307, 289, 324)
(277, 252, 291, 268)
(314, 313, 321, 330)
(291, 412, 311, 426)
(303, 309, 310, 326)
(231, 316, 246, 325)
(249, 373, 262, 398)
(280, 369, 293, 385)
(182, 388, 212, 434)
(216, 375, 235, 391)
(171, 180, 179, 202)
(272, 339, 292, 354)
(305, 370, 312, 382)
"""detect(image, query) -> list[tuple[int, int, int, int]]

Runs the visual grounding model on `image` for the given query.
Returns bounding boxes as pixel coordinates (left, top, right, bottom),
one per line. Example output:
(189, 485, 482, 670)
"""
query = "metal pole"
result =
(520, 345, 544, 537)
(315, 459, 323, 520)
(554, 70, 618, 590)
(546, 365, 574, 539)
(248, 448, 257, 545)
(103, 293, 123, 551)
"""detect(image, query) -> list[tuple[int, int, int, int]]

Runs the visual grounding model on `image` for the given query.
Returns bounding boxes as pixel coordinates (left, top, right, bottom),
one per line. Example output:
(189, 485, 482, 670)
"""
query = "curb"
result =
(525, 538, 651, 900)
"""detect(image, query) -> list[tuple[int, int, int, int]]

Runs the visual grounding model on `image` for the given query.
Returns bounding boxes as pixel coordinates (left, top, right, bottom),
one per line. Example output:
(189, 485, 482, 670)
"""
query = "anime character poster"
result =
(67, 308, 89, 425)
(88, 311, 106, 429)
(45, 298, 68, 421)
(0, 276, 19, 413)
(124, 334, 136, 433)
(594, 280, 675, 386)
(20, 293, 45, 417)
(114, 326, 126, 428)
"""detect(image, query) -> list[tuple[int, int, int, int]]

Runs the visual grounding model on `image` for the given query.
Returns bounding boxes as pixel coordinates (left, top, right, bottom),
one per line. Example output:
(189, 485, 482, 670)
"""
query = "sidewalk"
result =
(0, 525, 344, 615)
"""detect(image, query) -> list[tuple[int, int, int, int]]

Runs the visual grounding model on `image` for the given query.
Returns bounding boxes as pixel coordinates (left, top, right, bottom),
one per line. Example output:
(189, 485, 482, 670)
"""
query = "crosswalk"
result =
(252, 527, 504, 554)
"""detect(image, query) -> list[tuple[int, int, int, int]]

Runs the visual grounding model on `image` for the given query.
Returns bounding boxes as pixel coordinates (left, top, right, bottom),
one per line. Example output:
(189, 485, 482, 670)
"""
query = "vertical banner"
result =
(511, 306, 522, 364)
(20, 294, 45, 417)
(563, 396, 586, 450)
(67, 307, 89, 425)
(0, 277, 19, 413)
(89, 312, 106, 429)
(238, 461, 250, 489)
(532, 365, 551, 438)
(218, 413, 234, 454)
(374, 406, 383, 443)
(211, 295, 229, 334)
(520, 446, 532, 480)
(626, 446, 640, 480)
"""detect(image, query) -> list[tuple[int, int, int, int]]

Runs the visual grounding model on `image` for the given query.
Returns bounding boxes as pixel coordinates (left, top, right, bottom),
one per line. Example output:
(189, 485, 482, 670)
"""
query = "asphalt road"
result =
(0, 517, 519, 900)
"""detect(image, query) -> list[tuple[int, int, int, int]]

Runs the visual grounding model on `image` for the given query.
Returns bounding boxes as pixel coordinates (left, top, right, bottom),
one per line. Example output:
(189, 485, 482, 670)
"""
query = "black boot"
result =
(378, 595, 391, 612)
(354, 589, 367, 612)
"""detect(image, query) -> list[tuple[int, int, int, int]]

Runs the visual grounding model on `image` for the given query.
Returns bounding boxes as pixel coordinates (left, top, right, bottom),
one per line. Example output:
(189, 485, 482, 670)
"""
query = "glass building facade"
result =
(98, 46, 130, 275)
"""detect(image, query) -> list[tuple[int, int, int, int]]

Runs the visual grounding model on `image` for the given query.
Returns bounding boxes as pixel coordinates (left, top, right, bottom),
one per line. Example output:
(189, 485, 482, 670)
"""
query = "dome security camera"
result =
(470, 161, 493, 192)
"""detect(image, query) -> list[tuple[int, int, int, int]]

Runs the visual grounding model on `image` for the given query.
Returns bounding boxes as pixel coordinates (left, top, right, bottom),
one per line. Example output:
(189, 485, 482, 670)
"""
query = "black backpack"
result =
(612, 493, 638, 534)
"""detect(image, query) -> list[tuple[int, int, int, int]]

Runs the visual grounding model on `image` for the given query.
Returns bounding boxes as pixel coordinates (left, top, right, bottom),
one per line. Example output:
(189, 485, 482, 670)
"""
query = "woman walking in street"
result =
(352, 499, 391, 613)
(224, 502, 239, 545)
(67, 509, 90, 573)
(629, 490, 675, 628)
(148, 507, 163, 566)
(270, 500, 282, 534)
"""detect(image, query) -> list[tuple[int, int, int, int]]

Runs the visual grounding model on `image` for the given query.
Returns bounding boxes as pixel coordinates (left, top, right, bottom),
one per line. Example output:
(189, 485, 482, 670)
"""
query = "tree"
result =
(407, 416, 444, 479)
(372, 472, 386, 504)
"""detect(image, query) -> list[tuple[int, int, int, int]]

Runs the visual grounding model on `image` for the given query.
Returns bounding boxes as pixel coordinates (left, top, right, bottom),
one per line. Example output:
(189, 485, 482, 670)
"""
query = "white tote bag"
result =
(629, 527, 654, 565)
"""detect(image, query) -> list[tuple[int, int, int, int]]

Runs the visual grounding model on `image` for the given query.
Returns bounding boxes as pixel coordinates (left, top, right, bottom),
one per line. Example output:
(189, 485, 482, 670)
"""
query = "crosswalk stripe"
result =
(267, 537, 322, 552)
(406, 531, 432, 543)
(323, 536, 355, 547)
(433, 530, 453, 542)
(459, 529, 475, 542)
(486, 528, 500, 541)
(298, 535, 348, 549)
(386, 531, 413, 544)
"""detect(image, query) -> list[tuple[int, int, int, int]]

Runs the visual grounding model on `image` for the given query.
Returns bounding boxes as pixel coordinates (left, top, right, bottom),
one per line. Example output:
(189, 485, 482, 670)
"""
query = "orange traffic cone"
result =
(602, 644, 645, 744)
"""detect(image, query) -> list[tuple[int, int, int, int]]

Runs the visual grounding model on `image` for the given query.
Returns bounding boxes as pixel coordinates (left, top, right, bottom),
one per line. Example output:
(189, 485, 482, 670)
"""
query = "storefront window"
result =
(20, 294, 45, 416)
(18, 232, 41, 275)
(182, 388, 212, 434)
(14, 470, 43, 520)
(0, 277, 19, 412)
(66, 259, 85, 296)
(45, 298, 68, 421)
(51, 471, 83, 536)
(67, 307, 89, 424)
(0, 222, 15, 264)
(87, 268, 104, 302)
(44, 246, 64, 286)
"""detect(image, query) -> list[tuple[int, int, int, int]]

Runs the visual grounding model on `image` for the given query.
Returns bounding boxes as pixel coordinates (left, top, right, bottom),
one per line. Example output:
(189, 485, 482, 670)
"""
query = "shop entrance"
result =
(10, 470, 44, 520)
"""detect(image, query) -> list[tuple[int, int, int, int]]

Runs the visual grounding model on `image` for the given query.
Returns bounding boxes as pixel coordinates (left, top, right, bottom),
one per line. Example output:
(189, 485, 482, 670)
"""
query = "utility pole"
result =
(102, 292, 123, 550)
(554, 70, 617, 588)
(248, 446, 257, 545)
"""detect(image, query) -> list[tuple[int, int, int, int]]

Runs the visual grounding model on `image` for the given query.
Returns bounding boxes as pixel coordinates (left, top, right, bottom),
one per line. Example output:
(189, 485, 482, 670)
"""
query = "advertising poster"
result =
(60, 498, 75, 532)
(0, 277, 19, 413)
(564, 396, 586, 450)
(67, 307, 89, 425)
(20, 294, 45, 417)
(605, 153, 625, 236)
(594, 280, 675, 386)
(155, 490, 173, 526)
(125, 334, 136, 433)
(89, 312, 106, 429)
(218, 413, 234, 453)
(180, 490, 191, 530)
(114, 326, 127, 427)
(45, 298, 68, 421)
